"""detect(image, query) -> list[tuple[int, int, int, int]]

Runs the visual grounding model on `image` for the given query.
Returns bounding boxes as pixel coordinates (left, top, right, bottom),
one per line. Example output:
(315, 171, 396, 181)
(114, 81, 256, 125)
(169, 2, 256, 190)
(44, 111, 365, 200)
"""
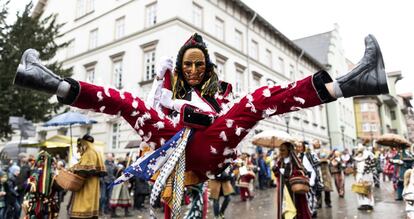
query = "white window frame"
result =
(114, 16, 125, 40)
(250, 40, 259, 60)
(215, 17, 225, 41)
(362, 123, 371, 132)
(88, 28, 98, 50)
(145, 2, 157, 27)
(278, 57, 285, 75)
(111, 122, 121, 149)
(289, 64, 295, 79)
(360, 103, 369, 112)
(235, 65, 245, 94)
(192, 3, 203, 29)
(84, 61, 97, 84)
(110, 52, 125, 89)
(66, 39, 75, 58)
(252, 72, 262, 89)
(76, 0, 94, 19)
(234, 29, 243, 52)
(265, 49, 272, 68)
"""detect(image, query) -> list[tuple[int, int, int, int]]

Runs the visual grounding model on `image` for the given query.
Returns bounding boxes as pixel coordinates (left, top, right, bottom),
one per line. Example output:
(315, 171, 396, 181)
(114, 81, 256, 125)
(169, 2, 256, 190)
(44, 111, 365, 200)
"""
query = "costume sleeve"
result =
(73, 151, 101, 177)
(146, 79, 164, 113)
(302, 155, 316, 186)
(56, 79, 178, 149)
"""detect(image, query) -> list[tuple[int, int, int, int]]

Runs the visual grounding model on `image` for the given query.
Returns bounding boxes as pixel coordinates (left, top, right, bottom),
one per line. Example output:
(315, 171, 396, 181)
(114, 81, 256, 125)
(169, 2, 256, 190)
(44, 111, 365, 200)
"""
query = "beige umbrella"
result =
(252, 130, 296, 148)
(376, 133, 411, 148)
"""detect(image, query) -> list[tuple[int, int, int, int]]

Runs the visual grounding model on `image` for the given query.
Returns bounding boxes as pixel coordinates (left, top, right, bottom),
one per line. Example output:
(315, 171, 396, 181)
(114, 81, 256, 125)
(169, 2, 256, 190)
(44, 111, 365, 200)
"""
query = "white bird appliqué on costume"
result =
(219, 131, 228, 142)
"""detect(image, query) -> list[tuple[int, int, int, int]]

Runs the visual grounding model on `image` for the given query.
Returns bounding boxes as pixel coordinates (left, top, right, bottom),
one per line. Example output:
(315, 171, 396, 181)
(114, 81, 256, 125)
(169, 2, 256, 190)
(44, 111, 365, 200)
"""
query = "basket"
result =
(344, 167, 354, 175)
(351, 182, 371, 195)
(55, 170, 85, 192)
(289, 175, 310, 194)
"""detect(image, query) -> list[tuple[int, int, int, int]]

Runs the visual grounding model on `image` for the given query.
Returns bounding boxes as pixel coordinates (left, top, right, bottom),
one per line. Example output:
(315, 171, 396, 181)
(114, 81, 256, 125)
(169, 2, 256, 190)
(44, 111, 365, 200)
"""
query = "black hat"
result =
(82, 134, 94, 143)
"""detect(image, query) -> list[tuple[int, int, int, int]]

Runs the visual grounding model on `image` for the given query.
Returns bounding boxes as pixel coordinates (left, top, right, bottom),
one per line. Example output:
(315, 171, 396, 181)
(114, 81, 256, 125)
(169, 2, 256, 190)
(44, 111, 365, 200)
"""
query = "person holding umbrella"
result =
(377, 134, 414, 201)
(390, 146, 414, 201)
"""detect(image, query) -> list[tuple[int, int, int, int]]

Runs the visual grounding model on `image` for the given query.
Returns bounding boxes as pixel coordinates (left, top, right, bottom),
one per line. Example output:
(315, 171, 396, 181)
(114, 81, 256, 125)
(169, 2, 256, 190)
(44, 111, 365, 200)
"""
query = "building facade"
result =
(294, 25, 357, 150)
(399, 93, 414, 143)
(353, 96, 382, 144)
(353, 70, 410, 146)
(32, 0, 330, 154)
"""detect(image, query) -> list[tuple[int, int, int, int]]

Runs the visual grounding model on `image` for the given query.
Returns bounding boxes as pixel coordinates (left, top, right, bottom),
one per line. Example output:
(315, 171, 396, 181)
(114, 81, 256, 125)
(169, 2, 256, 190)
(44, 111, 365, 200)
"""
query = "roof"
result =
(293, 31, 333, 65)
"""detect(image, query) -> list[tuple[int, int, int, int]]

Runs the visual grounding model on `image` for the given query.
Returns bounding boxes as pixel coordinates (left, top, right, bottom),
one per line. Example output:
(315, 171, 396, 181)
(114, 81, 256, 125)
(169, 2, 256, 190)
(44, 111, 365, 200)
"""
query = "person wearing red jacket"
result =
(14, 33, 387, 187)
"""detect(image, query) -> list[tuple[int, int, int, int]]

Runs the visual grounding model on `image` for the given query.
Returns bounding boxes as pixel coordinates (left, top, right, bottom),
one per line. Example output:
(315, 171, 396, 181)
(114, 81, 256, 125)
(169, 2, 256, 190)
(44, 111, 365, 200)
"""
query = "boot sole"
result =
(368, 34, 389, 94)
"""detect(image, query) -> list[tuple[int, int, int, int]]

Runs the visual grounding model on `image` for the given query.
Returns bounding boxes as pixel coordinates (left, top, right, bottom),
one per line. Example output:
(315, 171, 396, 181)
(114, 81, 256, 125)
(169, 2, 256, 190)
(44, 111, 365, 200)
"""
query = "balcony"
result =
(382, 94, 398, 107)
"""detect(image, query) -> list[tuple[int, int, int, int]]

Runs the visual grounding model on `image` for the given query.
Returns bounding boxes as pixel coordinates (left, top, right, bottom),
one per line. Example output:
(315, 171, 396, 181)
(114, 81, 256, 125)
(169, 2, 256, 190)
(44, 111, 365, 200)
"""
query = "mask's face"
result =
(279, 144, 289, 158)
(182, 48, 206, 86)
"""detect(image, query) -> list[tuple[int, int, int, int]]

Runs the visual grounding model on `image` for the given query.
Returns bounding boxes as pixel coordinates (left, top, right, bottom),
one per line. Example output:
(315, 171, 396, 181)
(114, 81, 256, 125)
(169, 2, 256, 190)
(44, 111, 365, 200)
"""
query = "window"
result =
(216, 60, 225, 81)
(362, 123, 371, 132)
(299, 70, 305, 79)
(370, 123, 377, 132)
(111, 122, 121, 149)
(278, 57, 285, 75)
(192, 3, 203, 28)
(235, 68, 244, 94)
(66, 39, 75, 58)
(234, 29, 243, 51)
(76, 0, 94, 18)
(360, 103, 369, 112)
(114, 16, 125, 40)
(265, 49, 272, 68)
(85, 65, 95, 83)
(145, 3, 157, 27)
(113, 59, 123, 89)
(250, 40, 258, 60)
(88, 28, 98, 50)
(215, 17, 225, 41)
(144, 49, 156, 81)
(253, 73, 261, 89)
(391, 110, 396, 120)
(289, 64, 294, 79)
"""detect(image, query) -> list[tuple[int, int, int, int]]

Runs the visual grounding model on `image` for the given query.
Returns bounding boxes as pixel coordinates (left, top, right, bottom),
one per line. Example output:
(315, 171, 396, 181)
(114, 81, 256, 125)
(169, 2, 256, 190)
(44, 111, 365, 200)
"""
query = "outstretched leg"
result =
(186, 35, 388, 176)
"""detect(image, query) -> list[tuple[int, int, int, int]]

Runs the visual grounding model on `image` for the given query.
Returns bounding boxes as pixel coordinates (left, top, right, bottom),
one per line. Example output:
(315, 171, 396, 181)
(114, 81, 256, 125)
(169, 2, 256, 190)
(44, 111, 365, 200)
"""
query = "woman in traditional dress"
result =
(330, 150, 345, 197)
(69, 135, 106, 219)
(273, 142, 312, 219)
(353, 144, 376, 211)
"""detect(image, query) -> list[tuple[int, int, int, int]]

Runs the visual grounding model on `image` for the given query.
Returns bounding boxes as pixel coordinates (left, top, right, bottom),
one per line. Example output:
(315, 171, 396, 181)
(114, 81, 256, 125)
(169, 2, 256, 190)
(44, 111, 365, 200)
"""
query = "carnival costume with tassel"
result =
(14, 33, 388, 218)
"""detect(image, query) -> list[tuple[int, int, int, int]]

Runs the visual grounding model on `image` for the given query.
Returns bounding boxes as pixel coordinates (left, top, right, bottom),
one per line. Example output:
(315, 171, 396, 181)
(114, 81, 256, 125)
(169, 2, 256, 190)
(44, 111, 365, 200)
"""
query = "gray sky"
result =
(7, 0, 413, 96)
(242, 0, 414, 96)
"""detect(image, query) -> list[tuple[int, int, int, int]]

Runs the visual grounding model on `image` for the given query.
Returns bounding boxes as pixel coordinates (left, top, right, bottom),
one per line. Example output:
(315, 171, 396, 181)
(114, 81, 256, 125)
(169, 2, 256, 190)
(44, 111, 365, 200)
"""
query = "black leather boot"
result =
(14, 48, 62, 94)
(336, 34, 389, 97)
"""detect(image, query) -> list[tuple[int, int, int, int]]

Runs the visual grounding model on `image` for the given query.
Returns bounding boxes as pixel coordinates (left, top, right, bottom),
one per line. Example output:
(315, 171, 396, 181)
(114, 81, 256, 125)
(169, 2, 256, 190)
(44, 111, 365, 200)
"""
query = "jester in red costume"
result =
(15, 33, 388, 218)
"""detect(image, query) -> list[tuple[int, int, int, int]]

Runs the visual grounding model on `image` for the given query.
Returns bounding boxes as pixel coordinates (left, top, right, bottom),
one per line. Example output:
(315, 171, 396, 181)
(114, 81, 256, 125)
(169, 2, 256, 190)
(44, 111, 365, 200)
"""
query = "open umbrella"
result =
(252, 130, 296, 148)
(44, 111, 97, 165)
(125, 140, 142, 149)
(376, 133, 411, 148)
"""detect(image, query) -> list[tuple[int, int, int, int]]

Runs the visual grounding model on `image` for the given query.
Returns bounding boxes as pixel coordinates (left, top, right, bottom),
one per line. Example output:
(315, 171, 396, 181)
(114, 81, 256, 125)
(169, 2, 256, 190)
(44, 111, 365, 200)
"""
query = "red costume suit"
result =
(58, 70, 335, 183)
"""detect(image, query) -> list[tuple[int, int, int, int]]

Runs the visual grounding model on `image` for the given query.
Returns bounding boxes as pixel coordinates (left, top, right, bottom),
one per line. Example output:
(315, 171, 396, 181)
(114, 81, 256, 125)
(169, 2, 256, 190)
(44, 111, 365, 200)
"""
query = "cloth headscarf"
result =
(73, 138, 106, 176)
(9, 164, 20, 175)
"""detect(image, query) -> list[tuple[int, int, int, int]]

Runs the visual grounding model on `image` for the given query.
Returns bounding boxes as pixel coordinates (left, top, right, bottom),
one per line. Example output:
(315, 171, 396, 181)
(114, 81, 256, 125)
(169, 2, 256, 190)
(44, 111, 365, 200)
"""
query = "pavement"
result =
(58, 175, 406, 219)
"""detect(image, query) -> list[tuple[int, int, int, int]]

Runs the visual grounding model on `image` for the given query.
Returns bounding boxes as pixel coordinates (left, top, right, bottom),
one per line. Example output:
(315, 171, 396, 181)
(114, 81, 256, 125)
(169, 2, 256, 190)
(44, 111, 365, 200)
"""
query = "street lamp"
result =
(340, 125, 345, 150)
(284, 115, 291, 133)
